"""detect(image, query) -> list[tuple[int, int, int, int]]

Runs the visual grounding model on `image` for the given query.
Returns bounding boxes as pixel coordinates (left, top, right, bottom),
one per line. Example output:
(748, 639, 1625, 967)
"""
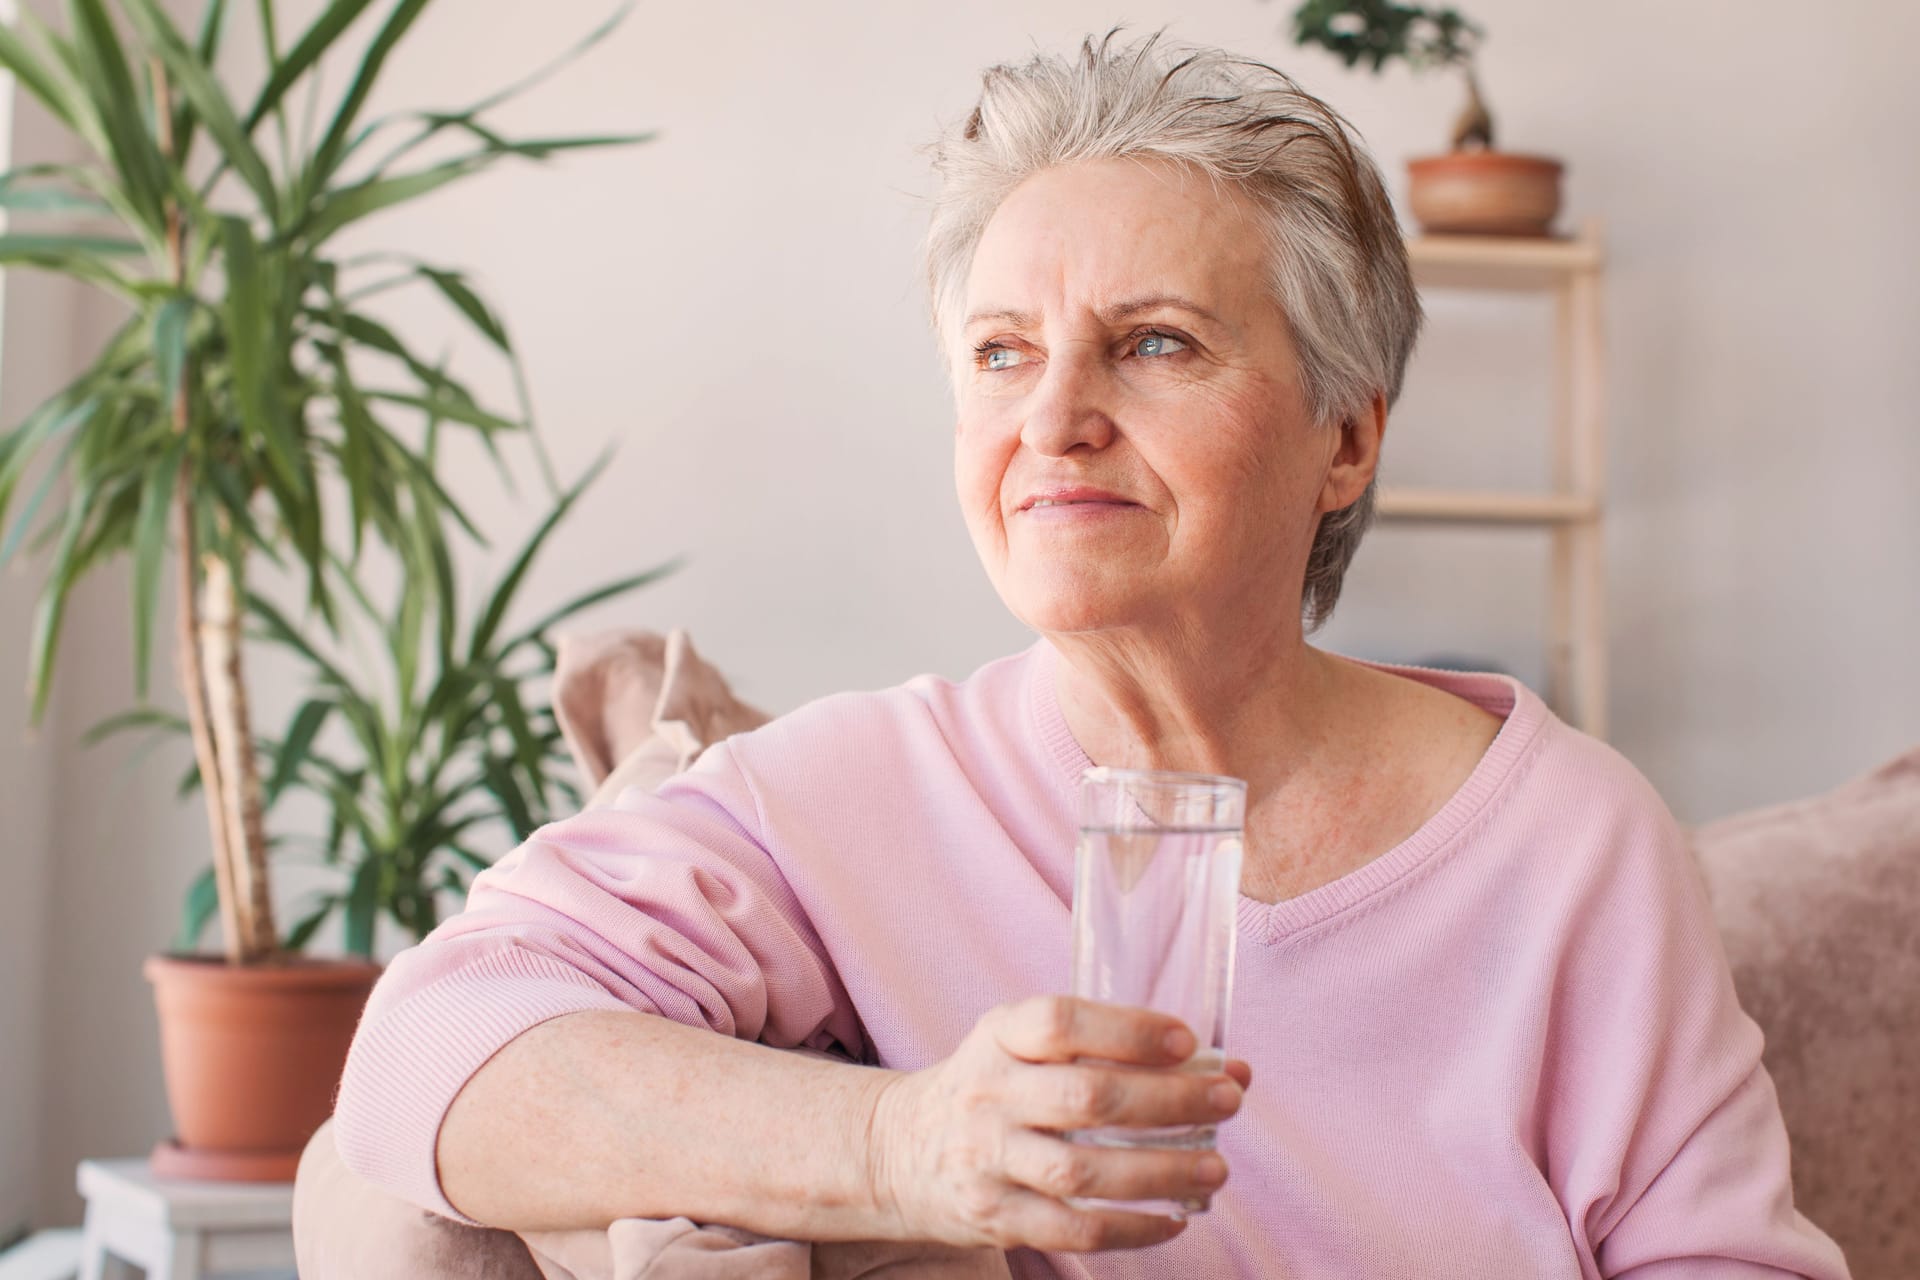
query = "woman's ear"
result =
(1317, 390, 1388, 514)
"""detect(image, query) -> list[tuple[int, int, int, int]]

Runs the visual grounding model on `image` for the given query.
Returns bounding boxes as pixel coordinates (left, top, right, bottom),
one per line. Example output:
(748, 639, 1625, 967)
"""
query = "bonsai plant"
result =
(0, 0, 646, 1177)
(1288, 0, 1564, 235)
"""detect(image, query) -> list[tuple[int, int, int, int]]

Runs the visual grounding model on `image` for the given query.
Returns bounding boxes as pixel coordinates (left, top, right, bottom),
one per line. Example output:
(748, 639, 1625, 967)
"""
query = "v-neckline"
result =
(1024, 637, 1548, 946)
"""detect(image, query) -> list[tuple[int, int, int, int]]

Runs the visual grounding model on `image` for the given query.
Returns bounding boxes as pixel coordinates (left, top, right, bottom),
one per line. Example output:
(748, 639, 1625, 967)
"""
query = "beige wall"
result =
(4, 0, 1916, 1230)
(0, 3, 94, 1235)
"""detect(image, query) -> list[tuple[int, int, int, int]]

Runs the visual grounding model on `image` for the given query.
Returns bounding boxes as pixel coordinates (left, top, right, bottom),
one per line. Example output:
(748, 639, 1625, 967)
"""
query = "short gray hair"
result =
(922, 28, 1422, 629)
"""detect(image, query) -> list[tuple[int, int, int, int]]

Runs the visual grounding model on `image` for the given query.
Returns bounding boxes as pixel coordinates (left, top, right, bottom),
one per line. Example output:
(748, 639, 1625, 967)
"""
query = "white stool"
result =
(75, 1160, 294, 1280)
(0, 1229, 82, 1280)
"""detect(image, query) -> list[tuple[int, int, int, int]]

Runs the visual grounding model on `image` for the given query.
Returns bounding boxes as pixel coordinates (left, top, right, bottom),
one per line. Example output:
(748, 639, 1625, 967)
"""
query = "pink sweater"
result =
(332, 640, 1848, 1279)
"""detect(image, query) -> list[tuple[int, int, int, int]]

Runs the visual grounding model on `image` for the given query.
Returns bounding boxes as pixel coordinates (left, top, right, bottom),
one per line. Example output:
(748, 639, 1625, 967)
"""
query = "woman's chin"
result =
(1004, 576, 1155, 636)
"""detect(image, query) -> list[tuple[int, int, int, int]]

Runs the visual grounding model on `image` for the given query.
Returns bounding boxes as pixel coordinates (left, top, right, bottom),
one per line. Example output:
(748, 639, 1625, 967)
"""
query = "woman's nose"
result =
(1019, 344, 1117, 457)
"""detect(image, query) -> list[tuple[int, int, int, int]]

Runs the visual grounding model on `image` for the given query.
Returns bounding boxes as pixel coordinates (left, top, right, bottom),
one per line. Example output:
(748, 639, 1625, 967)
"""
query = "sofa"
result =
(292, 629, 1919, 1279)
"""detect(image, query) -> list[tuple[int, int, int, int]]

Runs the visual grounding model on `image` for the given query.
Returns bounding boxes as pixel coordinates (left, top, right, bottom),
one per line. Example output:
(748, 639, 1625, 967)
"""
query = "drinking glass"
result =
(1065, 765, 1246, 1220)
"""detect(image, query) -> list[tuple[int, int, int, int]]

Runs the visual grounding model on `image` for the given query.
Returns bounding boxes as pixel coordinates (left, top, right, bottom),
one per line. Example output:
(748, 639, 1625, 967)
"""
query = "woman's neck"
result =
(1046, 618, 1344, 796)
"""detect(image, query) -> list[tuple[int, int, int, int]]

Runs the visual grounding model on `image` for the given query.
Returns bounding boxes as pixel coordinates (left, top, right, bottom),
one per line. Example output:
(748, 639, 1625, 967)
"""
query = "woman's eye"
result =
(976, 344, 1024, 372)
(1134, 331, 1188, 358)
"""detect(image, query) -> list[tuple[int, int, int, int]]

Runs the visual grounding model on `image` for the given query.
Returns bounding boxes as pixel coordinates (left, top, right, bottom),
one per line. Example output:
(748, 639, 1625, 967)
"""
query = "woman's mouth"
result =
(1017, 486, 1139, 516)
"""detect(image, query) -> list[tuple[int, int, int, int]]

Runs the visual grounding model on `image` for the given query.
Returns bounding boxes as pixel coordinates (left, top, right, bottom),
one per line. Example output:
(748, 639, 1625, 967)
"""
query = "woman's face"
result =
(952, 157, 1348, 641)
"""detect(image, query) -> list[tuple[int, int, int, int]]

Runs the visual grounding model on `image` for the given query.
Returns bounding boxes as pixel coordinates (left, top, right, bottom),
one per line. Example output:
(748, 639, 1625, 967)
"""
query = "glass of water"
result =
(1066, 765, 1246, 1220)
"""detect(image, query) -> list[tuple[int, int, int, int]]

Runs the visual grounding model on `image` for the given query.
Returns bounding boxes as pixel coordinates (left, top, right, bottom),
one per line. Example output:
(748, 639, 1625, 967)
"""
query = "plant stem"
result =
(153, 55, 238, 965)
(201, 548, 279, 960)
(153, 55, 276, 964)
(1451, 64, 1495, 151)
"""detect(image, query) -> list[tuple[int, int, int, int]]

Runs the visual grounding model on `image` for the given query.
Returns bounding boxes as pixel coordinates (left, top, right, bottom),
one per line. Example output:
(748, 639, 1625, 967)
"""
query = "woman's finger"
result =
(1000, 1128, 1229, 1206)
(1006, 1059, 1243, 1133)
(981, 1182, 1190, 1253)
(992, 995, 1193, 1067)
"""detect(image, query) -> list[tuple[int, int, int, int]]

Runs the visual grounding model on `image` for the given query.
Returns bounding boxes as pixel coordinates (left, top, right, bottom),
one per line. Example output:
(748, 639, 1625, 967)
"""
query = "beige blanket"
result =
(521, 1219, 1010, 1280)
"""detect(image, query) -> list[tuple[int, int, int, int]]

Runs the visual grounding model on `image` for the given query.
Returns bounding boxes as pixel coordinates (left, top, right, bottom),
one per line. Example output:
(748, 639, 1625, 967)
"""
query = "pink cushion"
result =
(1691, 744, 1920, 1278)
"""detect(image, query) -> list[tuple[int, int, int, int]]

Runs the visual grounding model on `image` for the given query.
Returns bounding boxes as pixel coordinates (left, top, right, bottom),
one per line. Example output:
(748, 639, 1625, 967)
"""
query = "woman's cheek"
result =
(951, 421, 1005, 535)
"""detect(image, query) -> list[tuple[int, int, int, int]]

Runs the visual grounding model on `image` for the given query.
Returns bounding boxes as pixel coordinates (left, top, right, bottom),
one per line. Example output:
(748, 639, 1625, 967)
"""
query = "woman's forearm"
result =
(435, 1009, 900, 1238)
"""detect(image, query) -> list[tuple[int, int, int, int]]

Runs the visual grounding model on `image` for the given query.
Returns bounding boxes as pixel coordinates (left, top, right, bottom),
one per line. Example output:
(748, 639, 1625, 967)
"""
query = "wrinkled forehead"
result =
(959, 157, 1273, 338)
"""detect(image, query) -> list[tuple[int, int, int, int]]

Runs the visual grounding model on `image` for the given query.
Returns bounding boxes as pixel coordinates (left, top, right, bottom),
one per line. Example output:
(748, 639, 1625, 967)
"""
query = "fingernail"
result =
(1210, 1081, 1242, 1112)
(1194, 1154, 1227, 1185)
(1163, 1028, 1195, 1058)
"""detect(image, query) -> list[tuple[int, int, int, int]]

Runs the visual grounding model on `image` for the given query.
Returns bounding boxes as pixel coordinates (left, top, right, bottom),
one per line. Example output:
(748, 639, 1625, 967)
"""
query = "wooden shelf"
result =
(1381, 217, 1609, 737)
(1376, 488, 1600, 525)
(1407, 223, 1605, 290)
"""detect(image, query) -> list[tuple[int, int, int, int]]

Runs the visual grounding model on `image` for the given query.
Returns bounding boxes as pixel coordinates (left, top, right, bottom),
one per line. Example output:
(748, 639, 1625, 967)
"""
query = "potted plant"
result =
(1288, 0, 1564, 236)
(95, 450, 675, 1176)
(0, 0, 644, 1178)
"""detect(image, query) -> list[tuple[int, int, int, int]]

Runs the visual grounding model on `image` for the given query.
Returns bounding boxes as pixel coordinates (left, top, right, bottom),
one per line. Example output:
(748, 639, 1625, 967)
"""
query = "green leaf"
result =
(130, 432, 187, 700)
(425, 487, 457, 667)
(265, 697, 333, 805)
(67, 0, 172, 231)
(437, 862, 468, 897)
(308, 0, 432, 191)
(217, 216, 302, 496)
(245, 0, 379, 130)
(415, 265, 514, 352)
(342, 856, 380, 957)
(80, 705, 189, 746)
(0, 231, 145, 259)
(25, 479, 97, 726)
(480, 755, 535, 841)
(327, 308, 468, 401)
(170, 0, 232, 165)
(195, 0, 232, 63)
(330, 359, 377, 561)
(390, 514, 426, 710)
(0, 409, 91, 574)
(151, 296, 191, 412)
(173, 863, 219, 952)
(502, 560, 681, 657)
(281, 893, 338, 952)
(491, 675, 543, 804)
(362, 387, 518, 437)
(468, 447, 612, 662)
(247, 590, 353, 690)
(0, 19, 85, 135)
(120, 0, 278, 213)
(453, 0, 632, 120)
(357, 412, 485, 544)
(332, 1, 640, 183)
(299, 156, 484, 245)
(0, 172, 111, 216)
(444, 843, 489, 874)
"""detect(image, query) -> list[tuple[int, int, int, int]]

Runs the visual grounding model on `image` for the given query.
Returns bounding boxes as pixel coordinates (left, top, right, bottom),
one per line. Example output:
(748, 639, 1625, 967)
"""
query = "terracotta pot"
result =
(145, 952, 382, 1181)
(1406, 151, 1564, 237)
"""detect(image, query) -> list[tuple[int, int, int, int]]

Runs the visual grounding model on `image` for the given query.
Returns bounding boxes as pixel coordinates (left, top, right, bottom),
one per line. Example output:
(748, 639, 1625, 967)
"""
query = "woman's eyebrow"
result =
(964, 306, 1037, 331)
(1097, 294, 1225, 328)
(963, 294, 1226, 331)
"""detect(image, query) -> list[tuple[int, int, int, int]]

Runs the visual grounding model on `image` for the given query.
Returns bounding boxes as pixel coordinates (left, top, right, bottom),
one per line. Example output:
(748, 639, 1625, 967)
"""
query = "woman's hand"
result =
(864, 995, 1250, 1252)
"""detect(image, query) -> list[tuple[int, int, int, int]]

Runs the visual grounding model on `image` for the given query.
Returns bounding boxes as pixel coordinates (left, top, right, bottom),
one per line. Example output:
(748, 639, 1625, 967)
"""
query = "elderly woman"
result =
(330, 31, 1846, 1280)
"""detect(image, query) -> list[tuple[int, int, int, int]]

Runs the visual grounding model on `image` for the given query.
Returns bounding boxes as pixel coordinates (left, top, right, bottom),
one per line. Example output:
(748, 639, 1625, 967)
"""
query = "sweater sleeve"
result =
(328, 738, 867, 1225)
(1544, 748, 1849, 1279)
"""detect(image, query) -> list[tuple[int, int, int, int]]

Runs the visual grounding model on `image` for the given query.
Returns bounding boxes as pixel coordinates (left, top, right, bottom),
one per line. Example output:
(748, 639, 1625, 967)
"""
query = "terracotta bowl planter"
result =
(1407, 151, 1564, 237)
(145, 952, 382, 1181)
